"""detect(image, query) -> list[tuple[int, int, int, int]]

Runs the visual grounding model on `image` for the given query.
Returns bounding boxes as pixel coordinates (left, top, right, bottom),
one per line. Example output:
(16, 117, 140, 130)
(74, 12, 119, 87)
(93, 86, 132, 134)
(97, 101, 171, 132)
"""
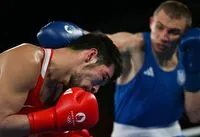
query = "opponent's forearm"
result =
(0, 115, 30, 137)
(185, 91, 200, 123)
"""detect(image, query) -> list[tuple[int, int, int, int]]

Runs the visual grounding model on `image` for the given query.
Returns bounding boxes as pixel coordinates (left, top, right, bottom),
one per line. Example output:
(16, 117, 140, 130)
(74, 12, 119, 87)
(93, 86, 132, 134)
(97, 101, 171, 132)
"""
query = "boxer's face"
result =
(69, 63, 114, 93)
(66, 48, 115, 93)
(150, 9, 187, 53)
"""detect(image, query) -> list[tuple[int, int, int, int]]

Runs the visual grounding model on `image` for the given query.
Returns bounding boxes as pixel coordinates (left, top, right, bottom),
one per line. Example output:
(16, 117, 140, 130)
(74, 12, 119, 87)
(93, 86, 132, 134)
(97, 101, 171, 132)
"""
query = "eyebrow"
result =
(157, 21, 181, 31)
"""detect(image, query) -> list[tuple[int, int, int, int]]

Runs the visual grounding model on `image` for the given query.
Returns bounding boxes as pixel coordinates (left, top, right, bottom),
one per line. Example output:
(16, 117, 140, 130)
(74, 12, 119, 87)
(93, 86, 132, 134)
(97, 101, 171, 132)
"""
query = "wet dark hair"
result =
(67, 31, 122, 81)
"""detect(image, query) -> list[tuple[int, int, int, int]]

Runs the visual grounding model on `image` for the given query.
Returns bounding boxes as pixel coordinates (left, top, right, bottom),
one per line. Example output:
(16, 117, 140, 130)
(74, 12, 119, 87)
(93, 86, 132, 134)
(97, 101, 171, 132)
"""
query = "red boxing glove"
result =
(37, 129, 92, 137)
(37, 129, 93, 137)
(67, 129, 92, 137)
(28, 87, 99, 134)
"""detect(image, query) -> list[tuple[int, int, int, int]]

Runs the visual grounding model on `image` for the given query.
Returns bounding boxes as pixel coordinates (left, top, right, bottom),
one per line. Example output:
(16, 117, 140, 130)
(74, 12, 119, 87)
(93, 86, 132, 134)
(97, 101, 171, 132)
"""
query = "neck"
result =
(46, 48, 80, 82)
(152, 45, 178, 67)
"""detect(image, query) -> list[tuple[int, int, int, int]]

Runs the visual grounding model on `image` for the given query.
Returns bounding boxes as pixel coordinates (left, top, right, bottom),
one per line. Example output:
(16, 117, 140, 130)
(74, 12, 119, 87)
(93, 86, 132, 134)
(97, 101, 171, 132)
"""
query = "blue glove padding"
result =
(179, 27, 200, 92)
(37, 21, 84, 48)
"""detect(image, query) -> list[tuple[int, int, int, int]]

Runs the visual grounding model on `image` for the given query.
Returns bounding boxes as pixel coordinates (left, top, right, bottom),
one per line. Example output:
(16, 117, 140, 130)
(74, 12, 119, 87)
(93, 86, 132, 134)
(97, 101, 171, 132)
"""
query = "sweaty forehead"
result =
(155, 10, 187, 30)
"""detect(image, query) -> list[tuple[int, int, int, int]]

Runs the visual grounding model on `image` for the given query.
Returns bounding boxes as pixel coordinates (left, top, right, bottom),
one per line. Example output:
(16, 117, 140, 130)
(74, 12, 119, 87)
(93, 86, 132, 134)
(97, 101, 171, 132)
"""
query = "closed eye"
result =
(101, 73, 111, 86)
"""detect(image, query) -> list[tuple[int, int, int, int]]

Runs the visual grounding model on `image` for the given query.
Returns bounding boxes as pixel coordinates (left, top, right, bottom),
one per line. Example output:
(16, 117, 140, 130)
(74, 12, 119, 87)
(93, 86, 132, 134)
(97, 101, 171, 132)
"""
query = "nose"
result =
(160, 29, 169, 43)
(91, 85, 100, 94)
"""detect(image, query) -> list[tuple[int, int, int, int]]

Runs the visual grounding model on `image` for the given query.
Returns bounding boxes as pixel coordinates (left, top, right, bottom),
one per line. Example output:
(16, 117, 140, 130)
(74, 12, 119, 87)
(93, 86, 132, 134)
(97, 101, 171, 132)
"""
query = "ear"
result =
(149, 16, 154, 29)
(85, 48, 98, 63)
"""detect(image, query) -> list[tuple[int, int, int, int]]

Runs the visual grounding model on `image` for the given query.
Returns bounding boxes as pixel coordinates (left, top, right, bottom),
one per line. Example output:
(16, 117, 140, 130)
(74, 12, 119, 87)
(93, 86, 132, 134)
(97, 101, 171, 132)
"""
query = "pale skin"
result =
(108, 9, 200, 123)
(0, 43, 114, 137)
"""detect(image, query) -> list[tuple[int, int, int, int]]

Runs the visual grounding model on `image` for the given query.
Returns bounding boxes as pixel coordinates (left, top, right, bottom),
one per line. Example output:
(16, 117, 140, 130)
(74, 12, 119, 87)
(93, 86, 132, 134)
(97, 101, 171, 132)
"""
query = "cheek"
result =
(168, 35, 181, 43)
(151, 30, 160, 41)
(150, 22, 157, 33)
(150, 26, 159, 39)
(79, 72, 96, 85)
(80, 79, 91, 86)
(74, 76, 92, 88)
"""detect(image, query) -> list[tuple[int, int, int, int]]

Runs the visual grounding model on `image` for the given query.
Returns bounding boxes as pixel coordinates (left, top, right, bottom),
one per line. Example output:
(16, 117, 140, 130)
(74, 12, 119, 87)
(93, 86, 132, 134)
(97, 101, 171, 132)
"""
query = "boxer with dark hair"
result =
(0, 30, 122, 137)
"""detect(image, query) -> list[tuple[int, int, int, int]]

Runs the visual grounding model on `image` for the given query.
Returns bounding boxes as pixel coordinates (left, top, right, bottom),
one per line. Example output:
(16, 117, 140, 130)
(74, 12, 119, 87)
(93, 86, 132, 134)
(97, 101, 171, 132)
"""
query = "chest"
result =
(39, 79, 64, 105)
(118, 50, 179, 85)
(135, 60, 186, 108)
(19, 79, 64, 114)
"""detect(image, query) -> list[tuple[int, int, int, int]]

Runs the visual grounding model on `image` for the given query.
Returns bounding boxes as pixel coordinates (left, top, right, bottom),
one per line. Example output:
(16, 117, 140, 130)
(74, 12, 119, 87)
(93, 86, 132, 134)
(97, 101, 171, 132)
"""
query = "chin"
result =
(156, 49, 164, 53)
(154, 46, 166, 53)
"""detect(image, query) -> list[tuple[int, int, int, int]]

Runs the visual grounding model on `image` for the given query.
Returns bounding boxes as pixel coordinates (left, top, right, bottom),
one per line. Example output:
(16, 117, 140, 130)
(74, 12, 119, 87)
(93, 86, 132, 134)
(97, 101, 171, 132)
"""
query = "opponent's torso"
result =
(114, 32, 185, 127)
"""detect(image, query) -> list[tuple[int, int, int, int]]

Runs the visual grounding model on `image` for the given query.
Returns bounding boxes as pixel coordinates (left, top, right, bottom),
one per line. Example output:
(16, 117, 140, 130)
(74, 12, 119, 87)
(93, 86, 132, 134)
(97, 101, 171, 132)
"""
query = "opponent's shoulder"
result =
(130, 32, 144, 47)
(108, 32, 144, 51)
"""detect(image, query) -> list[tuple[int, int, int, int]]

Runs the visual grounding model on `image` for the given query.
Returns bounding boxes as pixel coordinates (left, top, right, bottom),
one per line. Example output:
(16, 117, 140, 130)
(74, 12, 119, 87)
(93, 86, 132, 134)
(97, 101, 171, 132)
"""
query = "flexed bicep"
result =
(107, 32, 144, 53)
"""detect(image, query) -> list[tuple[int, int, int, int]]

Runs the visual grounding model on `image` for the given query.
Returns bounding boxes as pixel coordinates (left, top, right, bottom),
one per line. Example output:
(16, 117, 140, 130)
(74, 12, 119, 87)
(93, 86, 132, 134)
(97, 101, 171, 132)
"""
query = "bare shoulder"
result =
(0, 43, 44, 90)
(0, 43, 44, 116)
(2, 43, 42, 55)
(129, 32, 144, 48)
(1, 43, 43, 63)
(108, 32, 144, 52)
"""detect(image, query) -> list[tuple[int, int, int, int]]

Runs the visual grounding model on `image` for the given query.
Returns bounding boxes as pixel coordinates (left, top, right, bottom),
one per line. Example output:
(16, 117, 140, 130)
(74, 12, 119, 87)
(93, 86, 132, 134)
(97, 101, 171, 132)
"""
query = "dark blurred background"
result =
(1, 0, 200, 137)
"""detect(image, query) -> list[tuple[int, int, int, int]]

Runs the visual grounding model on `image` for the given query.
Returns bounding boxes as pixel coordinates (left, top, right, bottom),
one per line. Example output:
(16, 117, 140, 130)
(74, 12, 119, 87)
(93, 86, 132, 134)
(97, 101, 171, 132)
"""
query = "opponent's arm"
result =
(107, 32, 144, 53)
(36, 21, 144, 84)
(179, 28, 200, 123)
(184, 92, 200, 123)
(36, 21, 144, 53)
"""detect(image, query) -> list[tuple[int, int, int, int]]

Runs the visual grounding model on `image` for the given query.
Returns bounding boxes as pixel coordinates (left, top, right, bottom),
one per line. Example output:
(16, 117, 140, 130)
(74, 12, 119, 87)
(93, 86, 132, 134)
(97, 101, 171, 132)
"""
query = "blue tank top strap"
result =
(143, 32, 152, 53)
(142, 32, 158, 70)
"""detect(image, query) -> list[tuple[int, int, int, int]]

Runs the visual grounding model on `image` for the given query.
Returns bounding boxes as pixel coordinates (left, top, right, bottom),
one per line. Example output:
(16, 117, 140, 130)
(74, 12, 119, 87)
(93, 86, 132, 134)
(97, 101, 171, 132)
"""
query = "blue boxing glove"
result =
(37, 21, 85, 48)
(179, 27, 200, 92)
